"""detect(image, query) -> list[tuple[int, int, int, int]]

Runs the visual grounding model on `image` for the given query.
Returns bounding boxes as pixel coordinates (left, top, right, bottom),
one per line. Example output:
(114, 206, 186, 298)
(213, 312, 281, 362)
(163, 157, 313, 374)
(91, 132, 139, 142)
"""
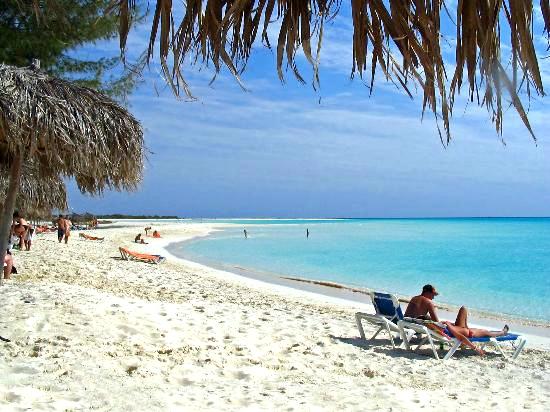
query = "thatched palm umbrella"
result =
(0, 162, 68, 213)
(0, 63, 144, 283)
(108, 0, 549, 142)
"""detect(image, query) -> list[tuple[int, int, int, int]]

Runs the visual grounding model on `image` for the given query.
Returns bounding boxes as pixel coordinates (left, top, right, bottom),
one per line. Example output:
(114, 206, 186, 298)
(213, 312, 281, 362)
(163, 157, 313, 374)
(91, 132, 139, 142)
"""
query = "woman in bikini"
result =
(404, 284, 509, 355)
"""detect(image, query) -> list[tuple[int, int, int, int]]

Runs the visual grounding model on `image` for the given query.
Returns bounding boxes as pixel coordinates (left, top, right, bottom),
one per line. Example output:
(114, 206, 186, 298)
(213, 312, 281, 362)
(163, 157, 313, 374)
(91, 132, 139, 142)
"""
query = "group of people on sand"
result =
(134, 227, 161, 244)
(404, 284, 510, 356)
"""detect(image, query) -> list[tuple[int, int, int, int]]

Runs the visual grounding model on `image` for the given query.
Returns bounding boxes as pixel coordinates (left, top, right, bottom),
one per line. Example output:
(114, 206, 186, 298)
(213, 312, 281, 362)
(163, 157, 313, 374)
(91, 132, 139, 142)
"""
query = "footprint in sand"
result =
(4, 392, 22, 402)
(11, 365, 40, 375)
(179, 378, 194, 386)
(232, 370, 250, 380)
(117, 324, 139, 335)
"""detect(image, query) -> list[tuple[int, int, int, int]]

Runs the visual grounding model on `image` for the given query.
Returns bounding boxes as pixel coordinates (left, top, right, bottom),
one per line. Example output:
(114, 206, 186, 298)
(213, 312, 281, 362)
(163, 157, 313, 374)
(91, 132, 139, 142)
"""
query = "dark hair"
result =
(422, 284, 437, 294)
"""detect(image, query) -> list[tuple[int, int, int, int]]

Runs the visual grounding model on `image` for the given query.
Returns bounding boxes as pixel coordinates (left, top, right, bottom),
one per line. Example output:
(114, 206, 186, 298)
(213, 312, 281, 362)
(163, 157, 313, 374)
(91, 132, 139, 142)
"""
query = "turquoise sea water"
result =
(171, 218, 550, 322)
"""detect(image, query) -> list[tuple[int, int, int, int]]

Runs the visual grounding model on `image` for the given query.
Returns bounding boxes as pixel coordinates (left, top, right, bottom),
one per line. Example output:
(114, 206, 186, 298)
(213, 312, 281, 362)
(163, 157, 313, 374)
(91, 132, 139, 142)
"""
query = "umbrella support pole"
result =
(0, 154, 22, 286)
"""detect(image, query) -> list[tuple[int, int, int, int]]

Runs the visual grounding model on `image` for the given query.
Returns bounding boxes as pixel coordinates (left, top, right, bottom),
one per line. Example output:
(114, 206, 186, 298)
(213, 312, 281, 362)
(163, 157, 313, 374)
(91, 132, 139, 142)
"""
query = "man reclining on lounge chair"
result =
(404, 284, 509, 356)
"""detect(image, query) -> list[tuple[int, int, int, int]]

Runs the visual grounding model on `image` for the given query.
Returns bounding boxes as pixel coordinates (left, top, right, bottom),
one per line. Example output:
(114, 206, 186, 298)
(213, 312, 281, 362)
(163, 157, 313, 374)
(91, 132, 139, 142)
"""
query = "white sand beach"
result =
(1, 221, 549, 411)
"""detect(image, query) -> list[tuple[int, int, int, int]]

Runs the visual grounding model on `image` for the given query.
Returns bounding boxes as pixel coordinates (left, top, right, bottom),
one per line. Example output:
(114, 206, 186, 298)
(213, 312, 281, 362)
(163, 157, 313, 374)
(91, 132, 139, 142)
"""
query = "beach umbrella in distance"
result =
(0, 162, 69, 214)
(0, 62, 144, 284)
(108, 0, 549, 143)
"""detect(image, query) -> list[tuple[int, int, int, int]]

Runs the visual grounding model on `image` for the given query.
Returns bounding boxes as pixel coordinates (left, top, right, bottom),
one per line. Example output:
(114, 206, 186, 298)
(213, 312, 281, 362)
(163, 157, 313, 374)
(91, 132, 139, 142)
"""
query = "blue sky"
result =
(67, 3, 550, 217)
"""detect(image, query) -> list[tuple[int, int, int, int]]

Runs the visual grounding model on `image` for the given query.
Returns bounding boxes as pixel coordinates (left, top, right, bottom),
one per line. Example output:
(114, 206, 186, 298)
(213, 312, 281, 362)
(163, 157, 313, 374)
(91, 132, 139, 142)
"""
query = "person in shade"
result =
(404, 284, 510, 341)
(3, 252, 15, 280)
(12, 213, 29, 249)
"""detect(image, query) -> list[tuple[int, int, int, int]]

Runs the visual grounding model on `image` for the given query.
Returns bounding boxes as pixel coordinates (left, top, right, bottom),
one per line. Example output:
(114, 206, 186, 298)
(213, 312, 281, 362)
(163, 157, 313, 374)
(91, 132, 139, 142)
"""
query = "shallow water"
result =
(173, 218, 550, 321)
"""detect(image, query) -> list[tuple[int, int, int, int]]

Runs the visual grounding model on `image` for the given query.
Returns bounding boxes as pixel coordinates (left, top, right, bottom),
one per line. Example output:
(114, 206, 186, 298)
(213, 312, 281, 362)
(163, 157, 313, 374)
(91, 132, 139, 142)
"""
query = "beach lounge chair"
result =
(119, 247, 166, 264)
(355, 292, 412, 348)
(79, 233, 104, 241)
(397, 318, 527, 360)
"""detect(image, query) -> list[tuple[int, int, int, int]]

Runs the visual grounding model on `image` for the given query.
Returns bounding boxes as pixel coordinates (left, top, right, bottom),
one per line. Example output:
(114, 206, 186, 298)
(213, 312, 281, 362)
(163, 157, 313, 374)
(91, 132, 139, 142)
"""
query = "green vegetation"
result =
(96, 214, 180, 220)
(0, 0, 144, 103)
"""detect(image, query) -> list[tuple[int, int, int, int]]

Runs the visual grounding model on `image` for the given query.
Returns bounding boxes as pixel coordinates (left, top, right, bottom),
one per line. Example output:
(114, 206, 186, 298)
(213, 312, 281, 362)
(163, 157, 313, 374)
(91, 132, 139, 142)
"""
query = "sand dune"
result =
(0, 222, 548, 411)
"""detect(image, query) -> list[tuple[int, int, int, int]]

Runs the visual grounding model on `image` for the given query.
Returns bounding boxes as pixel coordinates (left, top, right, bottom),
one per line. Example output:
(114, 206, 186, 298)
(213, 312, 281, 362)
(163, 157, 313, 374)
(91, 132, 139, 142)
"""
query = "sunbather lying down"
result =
(79, 233, 104, 241)
(404, 284, 510, 355)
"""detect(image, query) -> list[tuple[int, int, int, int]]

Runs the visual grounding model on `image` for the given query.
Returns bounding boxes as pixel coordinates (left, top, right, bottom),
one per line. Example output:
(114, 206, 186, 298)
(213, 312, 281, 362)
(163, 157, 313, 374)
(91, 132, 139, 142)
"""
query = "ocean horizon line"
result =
(185, 216, 550, 220)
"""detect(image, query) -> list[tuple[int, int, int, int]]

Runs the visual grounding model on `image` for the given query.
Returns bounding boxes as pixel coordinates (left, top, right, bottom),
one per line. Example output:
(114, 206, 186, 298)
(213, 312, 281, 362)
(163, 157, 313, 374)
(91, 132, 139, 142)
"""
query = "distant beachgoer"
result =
(306, 228, 309, 238)
(152, 230, 161, 238)
(404, 284, 510, 355)
(57, 215, 65, 243)
(243, 229, 248, 239)
(145, 226, 152, 236)
(24, 226, 35, 251)
(63, 218, 72, 244)
(134, 233, 148, 244)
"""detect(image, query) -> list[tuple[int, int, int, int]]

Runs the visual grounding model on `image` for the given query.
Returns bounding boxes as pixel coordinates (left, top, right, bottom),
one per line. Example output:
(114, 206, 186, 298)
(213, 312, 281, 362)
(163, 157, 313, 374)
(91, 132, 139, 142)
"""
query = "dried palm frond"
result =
(0, 63, 144, 194)
(105, 0, 549, 143)
(0, 162, 68, 213)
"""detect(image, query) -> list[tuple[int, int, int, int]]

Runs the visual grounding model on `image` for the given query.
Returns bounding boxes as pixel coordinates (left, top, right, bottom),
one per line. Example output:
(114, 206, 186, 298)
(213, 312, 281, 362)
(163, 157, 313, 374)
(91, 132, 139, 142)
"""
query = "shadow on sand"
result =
(330, 334, 502, 360)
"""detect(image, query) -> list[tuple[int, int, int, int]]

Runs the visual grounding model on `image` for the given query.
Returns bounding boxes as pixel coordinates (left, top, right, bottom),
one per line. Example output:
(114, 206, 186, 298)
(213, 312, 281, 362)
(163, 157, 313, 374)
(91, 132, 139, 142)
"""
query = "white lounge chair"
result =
(397, 317, 527, 360)
(355, 292, 413, 348)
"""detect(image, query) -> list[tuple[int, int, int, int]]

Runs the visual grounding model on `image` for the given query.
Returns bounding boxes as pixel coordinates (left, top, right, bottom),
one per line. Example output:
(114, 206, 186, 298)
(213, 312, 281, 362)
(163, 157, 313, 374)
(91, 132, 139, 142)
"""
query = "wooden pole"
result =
(0, 153, 22, 286)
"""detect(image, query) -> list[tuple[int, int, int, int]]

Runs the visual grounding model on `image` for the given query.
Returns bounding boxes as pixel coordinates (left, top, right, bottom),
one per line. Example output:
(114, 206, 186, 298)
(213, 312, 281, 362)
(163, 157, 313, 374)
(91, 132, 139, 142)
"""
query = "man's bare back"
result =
(404, 284, 440, 321)
(404, 295, 439, 321)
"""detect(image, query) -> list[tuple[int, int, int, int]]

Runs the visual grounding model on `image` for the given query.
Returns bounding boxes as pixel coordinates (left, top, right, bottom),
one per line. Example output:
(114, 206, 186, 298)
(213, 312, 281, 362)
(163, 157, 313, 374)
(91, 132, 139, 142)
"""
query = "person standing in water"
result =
(306, 228, 309, 238)
(243, 229, 248, 239)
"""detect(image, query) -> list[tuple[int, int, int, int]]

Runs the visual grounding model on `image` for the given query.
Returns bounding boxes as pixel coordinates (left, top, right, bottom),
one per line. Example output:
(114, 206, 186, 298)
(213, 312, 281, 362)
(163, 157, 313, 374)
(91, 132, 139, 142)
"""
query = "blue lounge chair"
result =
(397, 317, 527, 360)
(355, 292, 411, 348)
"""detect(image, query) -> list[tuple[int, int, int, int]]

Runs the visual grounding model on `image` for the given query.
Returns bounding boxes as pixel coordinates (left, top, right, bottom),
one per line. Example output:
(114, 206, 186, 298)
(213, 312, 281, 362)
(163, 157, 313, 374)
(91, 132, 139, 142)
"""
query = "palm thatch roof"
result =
(0, 62, 144, 284)
(108, 0, 549, 143)
(0, 162, 68, 213)
(0, 63, 144, 194)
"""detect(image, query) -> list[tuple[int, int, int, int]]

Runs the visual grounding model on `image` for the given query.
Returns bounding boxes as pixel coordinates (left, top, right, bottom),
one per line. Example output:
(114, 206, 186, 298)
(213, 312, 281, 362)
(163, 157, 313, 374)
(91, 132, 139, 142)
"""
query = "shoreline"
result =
(157, 224, 550, 346)
(2, 220, 549, 410)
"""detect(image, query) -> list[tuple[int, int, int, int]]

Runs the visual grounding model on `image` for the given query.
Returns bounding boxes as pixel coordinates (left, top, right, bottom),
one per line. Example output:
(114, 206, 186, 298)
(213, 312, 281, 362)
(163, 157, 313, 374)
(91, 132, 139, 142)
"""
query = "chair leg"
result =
(443, 339, 462, 360)
(490, 338, 507, 359)
(512, 338, 526, 360)
(355, 313, 366, 340)
(426, 334, 440, 360)
(398, 322, 411, 350)
(385, 323, 396, 348)
(370, 325, 384, 340)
